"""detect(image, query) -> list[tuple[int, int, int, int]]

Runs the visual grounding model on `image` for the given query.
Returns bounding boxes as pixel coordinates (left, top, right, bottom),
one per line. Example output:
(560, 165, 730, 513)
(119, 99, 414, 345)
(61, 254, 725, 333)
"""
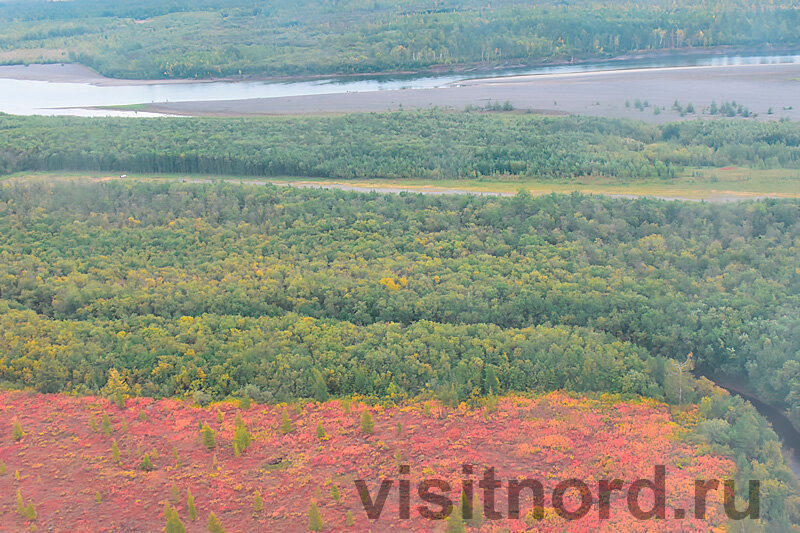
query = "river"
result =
(713, 380, 800, 480)
(0, 50, 799, 117)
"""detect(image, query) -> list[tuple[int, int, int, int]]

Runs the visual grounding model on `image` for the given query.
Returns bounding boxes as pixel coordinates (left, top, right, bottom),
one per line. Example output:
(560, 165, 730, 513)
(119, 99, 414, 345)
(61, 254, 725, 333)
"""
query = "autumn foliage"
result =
(0, 391, 733, 531)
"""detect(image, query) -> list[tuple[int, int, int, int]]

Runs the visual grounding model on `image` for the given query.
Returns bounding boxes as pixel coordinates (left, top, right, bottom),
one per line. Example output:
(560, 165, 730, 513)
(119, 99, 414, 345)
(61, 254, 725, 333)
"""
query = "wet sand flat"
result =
(0, 63, 211, 86)
(143, 63, 800, 122)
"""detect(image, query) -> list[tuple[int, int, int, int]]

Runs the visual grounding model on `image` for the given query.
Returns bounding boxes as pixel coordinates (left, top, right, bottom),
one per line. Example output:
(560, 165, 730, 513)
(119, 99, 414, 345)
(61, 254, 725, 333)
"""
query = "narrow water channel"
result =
(713, 380, 800, 480)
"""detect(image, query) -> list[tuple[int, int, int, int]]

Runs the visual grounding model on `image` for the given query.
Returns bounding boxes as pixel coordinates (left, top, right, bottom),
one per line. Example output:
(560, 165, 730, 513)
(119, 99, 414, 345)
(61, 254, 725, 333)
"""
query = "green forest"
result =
(0, 0, 798, 78)
(2, 111, 800, 180)
(0, 181, 797, 415)
(1, 179, 799, 526)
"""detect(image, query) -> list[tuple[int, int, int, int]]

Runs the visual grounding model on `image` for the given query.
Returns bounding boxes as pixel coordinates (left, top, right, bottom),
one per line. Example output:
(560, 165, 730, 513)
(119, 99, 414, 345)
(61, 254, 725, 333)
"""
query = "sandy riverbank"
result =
(0, 63, 215, 86)
(137, 62, 800, 123)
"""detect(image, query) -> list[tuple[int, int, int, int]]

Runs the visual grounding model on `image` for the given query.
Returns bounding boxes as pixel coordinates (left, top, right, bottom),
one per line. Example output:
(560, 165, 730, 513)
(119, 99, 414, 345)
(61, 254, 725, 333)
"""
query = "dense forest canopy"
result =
(2, 111, 800, 180)
(0, 0, 798, 78)
(0, 181, 798, 418)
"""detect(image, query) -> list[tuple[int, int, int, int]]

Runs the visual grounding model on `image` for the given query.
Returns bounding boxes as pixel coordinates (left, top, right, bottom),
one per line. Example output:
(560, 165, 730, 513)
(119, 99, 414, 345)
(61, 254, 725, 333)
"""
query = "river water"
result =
(714, 381, 800, 480)
(0, 51, 799, 116)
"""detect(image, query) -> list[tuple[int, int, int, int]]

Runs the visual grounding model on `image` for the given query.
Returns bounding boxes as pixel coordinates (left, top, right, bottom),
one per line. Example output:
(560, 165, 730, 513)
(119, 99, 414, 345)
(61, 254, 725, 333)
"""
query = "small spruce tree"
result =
(254, 490, 263, 513)
(187, 489, 197, 521)
(330, 485, 340, 501)
(24, 502, 36, 521)
(138, 409, 147, 421)
(467, 492, 484, 528)
(360, 410, 374, 435)
(201, 423, 216, 450)
(16, 490, 36, 521)
(12, 420, 24, 441)
(102, 413, 112, 437)
(346, 510, 355, 526)
(444, 499, 466, 533)
(233, 415, 251, 454)
(308, 500, 324, 531)
(316, 422, 326, 439)
(112, 439, 120, 463)
(207, 511, 227, 533)
(0, 460, 7, 475)
(165, 503, 186, 533)
(280, 408, 293, 434)
(140, 452, 154, 471)
(216, 410, 224, 424)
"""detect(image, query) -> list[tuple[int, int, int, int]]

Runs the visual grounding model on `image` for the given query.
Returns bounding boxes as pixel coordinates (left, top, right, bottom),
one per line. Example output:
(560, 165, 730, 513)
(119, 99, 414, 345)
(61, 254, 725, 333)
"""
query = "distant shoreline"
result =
(1, 44, 799, 87)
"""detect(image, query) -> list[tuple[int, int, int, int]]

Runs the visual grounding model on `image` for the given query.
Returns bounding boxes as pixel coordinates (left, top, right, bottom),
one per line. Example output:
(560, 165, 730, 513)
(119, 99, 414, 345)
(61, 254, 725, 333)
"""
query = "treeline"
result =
(0, 307, 660, 401)
(2, 112, 800, 180)
(0, 0, 798, 78)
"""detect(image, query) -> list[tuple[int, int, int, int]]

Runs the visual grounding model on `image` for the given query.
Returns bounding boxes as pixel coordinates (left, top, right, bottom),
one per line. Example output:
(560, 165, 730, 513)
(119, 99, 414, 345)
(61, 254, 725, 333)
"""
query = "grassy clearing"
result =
(3, 169, 799, 200)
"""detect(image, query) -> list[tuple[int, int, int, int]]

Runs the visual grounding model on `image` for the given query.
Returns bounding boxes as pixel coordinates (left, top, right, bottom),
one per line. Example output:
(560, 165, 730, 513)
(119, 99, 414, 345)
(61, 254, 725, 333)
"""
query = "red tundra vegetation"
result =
(0, 391, 732, 532)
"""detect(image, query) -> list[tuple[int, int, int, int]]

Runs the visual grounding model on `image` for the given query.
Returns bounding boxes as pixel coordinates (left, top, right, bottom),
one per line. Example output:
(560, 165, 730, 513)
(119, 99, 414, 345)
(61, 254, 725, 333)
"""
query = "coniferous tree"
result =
(165, 504, 186, 533)
(308, 500, 324, 532)
(233, 415, 251, 454)
(201, 423, 216, 450)
(467, 492, 483, 528)
(12, 420, 24, 441)
(187, 489, 197, 521)
(140, 452, 154, 471)
(360, 410, 374, 435)
(280, 409, 293, 434)
(445, 496, 466, 533)
(207, 511, 227, 533)
(102, 414, 112, 437)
